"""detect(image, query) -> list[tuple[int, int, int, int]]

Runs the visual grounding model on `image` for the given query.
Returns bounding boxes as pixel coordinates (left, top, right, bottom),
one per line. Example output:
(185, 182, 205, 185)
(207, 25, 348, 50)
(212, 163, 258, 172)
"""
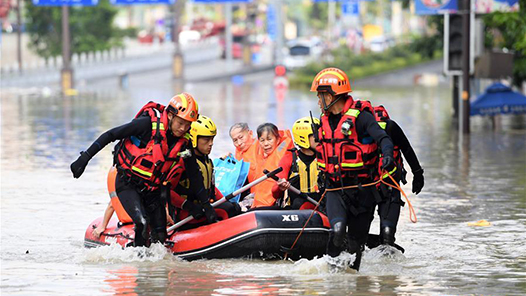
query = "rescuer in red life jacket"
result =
(70, 93, 217, 247)
(372, 104, 424, 246)
(312, 67, 395, 271)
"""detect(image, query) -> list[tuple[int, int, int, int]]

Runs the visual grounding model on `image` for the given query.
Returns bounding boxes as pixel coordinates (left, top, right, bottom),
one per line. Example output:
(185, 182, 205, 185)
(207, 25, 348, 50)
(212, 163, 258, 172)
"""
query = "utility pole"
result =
(242, 3, 255, 67)
(327, 0, 336, 46)
(172, 0, 185, 80)
(61, 5, 73, 92)
(16, 0, 22, 72)
(225, 2, 233, 68)
(275, 0, 284, 65)
(461, 0, 470, 134)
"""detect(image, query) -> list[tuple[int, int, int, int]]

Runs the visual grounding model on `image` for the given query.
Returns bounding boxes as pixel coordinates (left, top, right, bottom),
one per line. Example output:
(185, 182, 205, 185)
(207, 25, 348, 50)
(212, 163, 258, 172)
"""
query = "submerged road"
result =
(1, 57, 525, 295)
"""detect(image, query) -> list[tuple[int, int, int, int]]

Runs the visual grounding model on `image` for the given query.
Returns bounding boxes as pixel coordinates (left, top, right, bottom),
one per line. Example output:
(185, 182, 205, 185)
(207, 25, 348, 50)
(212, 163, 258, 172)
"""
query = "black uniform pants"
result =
(377, 170, 404, 231)
(325, 189, 376, 257)
(116, 174, 166, 247)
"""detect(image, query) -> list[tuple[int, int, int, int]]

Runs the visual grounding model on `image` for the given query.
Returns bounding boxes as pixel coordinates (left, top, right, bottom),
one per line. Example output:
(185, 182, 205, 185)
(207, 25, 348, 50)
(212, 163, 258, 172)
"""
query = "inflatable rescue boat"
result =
(84, 210, 331, 260)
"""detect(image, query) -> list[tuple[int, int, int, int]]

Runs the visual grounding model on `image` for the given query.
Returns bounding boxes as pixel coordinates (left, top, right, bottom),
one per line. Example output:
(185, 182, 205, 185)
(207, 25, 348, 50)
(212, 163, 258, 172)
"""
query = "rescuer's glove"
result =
(381, 155, 395, 172)
(182, 200, 204, 219)
(412, 168, 424, 195)
(202, 203, 218, 224)
(70, 151, 91, 178)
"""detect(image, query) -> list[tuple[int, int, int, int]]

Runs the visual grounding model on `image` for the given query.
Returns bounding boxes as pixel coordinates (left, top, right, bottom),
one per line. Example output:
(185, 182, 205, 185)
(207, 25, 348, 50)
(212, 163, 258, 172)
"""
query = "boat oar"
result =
(167, 167, 283, 232)
(263, 169, 320, 207)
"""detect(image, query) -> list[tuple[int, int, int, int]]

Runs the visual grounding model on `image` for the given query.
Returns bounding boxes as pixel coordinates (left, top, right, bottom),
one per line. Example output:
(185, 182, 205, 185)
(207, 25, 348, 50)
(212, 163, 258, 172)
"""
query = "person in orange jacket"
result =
(247, 123, 294, 209)
(168, 115, 240, 230)
(272, 117, 322, 210)
(229, 122, 255, 161)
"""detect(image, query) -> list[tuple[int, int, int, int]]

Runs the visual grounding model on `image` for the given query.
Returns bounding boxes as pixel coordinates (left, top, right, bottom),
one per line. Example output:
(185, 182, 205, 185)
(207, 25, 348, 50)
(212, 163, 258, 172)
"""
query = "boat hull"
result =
(85, 210, 331, 260)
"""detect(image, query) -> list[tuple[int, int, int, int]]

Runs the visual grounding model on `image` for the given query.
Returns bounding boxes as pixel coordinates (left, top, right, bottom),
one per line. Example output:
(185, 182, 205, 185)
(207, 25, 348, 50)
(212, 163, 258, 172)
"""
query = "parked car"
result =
(283, 38, 324, 70)
(368, 36, 395, 52)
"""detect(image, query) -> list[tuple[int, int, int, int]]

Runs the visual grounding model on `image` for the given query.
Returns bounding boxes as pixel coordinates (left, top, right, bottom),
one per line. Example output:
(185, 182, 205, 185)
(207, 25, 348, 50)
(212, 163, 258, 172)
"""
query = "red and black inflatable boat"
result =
(84, 210, 331, 260)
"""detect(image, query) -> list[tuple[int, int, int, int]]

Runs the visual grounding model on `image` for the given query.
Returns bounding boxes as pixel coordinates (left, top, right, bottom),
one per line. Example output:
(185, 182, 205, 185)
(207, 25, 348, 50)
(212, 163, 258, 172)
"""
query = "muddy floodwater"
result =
(1, 72, 526, 295)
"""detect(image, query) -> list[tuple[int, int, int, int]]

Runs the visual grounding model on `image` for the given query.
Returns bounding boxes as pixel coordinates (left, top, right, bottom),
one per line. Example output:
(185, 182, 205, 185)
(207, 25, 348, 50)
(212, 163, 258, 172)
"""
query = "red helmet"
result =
(310, 67, 352, 95)
(167, 93, 199, 122)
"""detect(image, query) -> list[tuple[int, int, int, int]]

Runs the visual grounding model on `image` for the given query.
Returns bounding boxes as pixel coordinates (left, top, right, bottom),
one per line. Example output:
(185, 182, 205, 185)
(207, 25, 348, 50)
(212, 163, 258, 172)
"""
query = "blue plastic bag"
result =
(213, 155, 250, 203)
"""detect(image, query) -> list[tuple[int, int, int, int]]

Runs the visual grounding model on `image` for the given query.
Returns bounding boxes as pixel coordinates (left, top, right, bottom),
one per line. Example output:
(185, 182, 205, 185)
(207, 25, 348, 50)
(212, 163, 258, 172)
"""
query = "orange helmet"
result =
(310, 67, 351, 95)
(167, 92, 199, 122)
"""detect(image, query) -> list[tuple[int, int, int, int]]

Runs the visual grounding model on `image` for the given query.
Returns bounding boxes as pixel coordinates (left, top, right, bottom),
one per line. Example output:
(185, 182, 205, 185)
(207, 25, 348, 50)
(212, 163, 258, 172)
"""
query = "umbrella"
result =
(470, 83, 526, 116)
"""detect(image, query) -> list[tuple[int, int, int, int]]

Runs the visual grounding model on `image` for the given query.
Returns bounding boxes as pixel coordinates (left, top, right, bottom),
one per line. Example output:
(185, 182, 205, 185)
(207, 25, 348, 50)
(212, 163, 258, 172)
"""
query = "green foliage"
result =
(483, 0, 526, 87)
(306, 2, 329, 32)
(24, 0, 123, 58)
(290, 40, 439, 88)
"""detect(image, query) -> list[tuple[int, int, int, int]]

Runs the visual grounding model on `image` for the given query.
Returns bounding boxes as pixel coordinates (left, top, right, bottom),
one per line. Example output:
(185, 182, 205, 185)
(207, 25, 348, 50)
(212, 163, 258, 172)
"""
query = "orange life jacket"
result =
(234, 137, 255, 161)
(248, 130, 294, 208)
(114, 101, 189, 191)
(316, 98, 379, 183)
(106, 167, 132, 223)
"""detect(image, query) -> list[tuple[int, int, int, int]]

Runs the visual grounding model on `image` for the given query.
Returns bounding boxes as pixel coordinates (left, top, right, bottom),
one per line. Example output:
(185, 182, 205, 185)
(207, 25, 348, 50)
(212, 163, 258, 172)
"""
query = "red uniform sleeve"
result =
(170, 190, 186, 209)
(271, 150, 294, 200)
(214, 187, 224, 201)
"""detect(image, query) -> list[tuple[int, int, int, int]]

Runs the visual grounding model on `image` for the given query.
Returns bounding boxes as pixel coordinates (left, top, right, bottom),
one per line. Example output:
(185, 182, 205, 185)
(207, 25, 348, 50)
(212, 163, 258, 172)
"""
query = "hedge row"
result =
(289, 42, 441, 88)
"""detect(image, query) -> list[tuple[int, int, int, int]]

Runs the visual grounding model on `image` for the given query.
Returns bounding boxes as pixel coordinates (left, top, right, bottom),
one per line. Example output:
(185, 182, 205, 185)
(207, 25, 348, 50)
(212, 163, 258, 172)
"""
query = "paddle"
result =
(167, 167, 283, 232)
(263, 169, 320, 206)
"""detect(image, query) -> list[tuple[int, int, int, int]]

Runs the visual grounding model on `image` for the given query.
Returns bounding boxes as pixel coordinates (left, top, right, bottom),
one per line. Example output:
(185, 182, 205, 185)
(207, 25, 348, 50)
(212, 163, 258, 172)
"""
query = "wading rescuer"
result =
(312, 68, 395, 270)
(70, 93, 214, 247)
(272, 117, 322, 210)
(169, 115, 239, 230)
(373, 105, 424, 246)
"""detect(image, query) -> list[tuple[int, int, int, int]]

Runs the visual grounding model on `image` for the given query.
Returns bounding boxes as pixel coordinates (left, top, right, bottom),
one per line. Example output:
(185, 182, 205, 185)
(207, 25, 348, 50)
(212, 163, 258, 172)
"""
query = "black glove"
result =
(381, 155, 395, 172)
(412, 169, 424, 195)
(202, 203, 218, 223)
(183, 201, 204, 219)
(70, 151, 91, 178)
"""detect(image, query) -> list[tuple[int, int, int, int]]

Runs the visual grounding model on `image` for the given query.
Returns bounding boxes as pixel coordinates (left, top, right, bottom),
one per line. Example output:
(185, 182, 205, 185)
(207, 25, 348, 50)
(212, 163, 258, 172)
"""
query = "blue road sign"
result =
(267, 5, 276, 41)
(111, 0, 174, 4)
(342, 0, 359, 15)
(193, 0, 250, 2)
(314, 0, 374, 2)
(32, 0, 98, 6)
(415, 0, 457, 14)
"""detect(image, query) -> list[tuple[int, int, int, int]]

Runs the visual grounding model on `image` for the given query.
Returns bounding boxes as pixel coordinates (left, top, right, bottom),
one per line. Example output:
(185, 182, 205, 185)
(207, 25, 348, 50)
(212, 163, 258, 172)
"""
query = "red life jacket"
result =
(373, 105, 402, 163)
(316, 97, 379, 183)
(114, 101, 189, 190)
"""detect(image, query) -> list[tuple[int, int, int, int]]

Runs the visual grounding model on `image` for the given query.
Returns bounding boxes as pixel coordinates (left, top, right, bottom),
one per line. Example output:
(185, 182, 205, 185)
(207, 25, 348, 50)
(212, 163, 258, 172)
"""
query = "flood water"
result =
(1, 71, 526, 295)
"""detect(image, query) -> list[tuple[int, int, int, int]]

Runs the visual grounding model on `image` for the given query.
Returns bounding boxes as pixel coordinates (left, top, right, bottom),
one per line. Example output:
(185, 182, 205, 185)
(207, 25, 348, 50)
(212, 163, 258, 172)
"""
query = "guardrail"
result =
(1, 36, 221, 75)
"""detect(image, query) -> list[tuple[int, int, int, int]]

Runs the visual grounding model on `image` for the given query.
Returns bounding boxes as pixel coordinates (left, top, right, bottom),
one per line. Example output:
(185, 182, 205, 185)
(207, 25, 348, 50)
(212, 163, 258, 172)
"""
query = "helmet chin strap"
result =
(168, 117, 176, 136)
(321, 92, 341, 113)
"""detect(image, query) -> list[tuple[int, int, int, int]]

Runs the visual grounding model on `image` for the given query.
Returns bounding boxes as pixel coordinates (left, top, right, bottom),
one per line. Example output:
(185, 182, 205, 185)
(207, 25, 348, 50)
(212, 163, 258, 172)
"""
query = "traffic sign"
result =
(32, 0, 98, 6)
(267, 5, 276, 41)
(192, 0, 250, 2)
(415, 0, 457, 14)
(342, 0, 359, 15)
(111, 0, 174, 4)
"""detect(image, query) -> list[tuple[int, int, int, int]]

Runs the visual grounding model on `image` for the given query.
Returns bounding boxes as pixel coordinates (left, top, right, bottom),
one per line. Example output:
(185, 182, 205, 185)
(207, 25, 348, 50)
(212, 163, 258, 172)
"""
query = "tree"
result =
(483, 0, 526, 88)
(24, 0, 122, 58)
